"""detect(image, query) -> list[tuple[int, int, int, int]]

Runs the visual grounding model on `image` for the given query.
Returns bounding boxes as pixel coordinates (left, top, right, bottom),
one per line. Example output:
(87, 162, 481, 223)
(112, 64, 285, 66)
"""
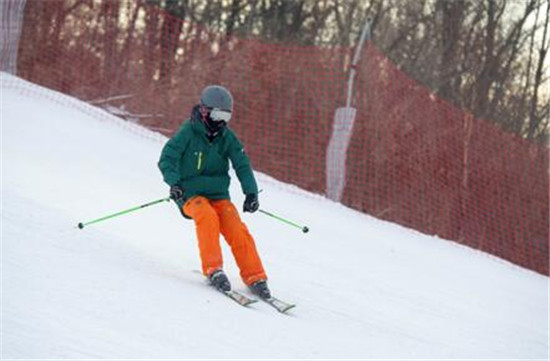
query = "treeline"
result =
(19, 0, 549, 143)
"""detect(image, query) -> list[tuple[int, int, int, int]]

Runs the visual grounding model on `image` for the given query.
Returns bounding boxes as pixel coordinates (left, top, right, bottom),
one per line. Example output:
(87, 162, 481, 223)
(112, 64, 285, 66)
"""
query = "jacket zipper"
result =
(197, 151, 203, 170)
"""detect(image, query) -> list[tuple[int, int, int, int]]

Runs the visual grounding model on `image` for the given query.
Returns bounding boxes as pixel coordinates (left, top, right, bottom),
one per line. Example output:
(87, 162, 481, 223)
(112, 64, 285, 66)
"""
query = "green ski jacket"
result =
(158, 107, 258, 205)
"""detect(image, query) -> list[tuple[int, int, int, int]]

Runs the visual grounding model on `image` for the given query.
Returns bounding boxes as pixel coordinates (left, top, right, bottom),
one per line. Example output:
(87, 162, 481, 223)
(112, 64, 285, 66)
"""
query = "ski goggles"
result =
(210, 108, 232, 122)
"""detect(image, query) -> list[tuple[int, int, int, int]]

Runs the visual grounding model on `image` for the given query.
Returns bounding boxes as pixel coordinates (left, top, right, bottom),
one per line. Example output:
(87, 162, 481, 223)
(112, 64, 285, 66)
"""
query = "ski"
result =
(216, 288, 258, 307)
(195, 270, 293, 312)
(258, 296, 296, 313)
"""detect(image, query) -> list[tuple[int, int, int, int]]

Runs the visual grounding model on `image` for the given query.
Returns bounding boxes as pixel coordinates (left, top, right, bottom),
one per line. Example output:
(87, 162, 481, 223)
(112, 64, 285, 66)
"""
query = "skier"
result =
(158, 85, 271, 299)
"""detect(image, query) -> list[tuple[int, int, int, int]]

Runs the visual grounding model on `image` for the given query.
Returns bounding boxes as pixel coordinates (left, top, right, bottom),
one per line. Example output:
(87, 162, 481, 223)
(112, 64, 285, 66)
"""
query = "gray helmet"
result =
(199, 85, 233, 112)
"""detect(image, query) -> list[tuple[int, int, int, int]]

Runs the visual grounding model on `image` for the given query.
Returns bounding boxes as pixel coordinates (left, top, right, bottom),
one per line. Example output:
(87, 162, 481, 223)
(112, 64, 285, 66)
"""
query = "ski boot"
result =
(249, 279, 271, 299)
(209, 269, 231, 292)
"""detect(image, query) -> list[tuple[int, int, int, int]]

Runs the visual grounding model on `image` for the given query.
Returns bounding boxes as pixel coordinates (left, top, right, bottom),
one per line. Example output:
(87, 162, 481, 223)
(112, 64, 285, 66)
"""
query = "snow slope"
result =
(1, 73, 548, 359)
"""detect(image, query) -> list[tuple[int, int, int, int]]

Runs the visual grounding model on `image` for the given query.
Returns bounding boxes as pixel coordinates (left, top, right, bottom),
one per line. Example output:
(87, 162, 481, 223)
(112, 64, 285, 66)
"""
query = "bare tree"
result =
(16, 0, 549, 141)
(527, 0, 550, 140)
(159, 0, 185, 83)
(436, 0, 467, 100)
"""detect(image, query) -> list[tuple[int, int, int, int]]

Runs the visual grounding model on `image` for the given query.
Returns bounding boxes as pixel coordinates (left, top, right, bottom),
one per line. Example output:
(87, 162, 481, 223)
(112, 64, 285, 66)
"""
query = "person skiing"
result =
(158, 85, 271, 299)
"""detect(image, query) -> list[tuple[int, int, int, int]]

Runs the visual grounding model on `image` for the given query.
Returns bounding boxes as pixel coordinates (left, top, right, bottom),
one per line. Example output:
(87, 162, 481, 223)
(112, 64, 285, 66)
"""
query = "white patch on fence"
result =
(326, 106, 356, 202)
(0, 0, 27, 74)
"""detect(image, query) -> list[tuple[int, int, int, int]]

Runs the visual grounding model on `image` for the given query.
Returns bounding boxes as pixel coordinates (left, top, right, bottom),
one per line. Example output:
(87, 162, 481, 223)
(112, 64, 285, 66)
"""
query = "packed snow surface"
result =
(1, 73, 548, 359)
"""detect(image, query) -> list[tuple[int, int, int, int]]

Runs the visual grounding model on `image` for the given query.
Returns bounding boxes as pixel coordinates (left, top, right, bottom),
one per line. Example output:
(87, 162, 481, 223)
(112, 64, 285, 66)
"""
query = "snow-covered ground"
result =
(1, 73, 548, 359)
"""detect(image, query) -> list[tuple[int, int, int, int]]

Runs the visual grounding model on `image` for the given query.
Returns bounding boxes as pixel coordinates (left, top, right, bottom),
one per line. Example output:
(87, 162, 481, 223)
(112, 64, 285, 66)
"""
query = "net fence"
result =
(8, 0, 549, 275)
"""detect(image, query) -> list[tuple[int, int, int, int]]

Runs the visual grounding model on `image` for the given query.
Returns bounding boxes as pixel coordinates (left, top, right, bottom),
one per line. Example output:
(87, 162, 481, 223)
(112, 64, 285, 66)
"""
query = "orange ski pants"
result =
(183, 196, 267, 286)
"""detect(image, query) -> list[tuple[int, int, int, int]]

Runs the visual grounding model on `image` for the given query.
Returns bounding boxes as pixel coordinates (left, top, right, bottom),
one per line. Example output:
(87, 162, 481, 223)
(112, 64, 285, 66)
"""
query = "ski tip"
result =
(221, 289, 258, 307)
(244, 299, 259, 306)
(263, 297, 296, 314)
(279, 304, 296, 314)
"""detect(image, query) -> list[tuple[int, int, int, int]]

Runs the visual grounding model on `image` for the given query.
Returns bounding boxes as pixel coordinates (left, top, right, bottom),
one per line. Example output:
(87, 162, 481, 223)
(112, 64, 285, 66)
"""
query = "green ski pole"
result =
(77, 197, 171, 229)
(258, 209, 309, 233)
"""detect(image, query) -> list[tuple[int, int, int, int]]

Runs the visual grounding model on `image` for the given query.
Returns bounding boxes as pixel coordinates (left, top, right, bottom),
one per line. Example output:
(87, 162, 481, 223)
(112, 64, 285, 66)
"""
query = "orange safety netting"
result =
(14, 0, 549, 274)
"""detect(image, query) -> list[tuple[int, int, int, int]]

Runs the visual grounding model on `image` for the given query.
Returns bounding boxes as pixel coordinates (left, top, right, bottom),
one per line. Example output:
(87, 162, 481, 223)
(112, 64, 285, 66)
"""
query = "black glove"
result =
(243, 193, 259, 213)
(169, 185, 185, 204)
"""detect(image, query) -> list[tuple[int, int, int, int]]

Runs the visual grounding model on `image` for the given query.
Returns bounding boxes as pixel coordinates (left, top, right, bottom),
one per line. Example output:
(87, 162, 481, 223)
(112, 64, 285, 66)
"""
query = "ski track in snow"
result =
(1, 73, 548, 359)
